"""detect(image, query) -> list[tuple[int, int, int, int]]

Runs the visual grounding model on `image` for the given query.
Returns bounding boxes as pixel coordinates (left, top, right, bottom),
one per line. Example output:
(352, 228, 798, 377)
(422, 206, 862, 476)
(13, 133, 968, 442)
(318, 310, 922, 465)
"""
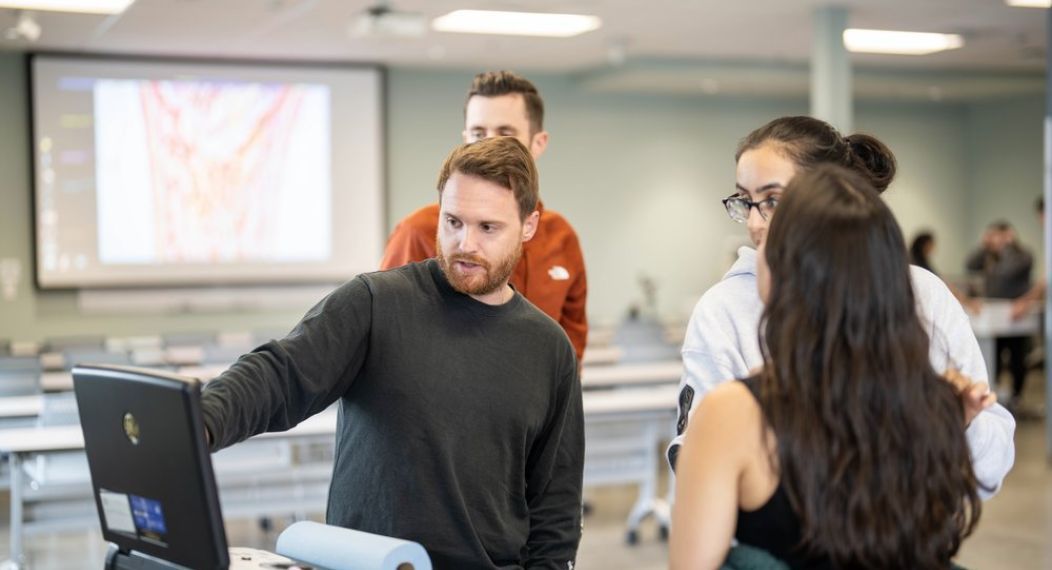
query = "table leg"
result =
(4, 452, 25, 569)
(977, 336, 997, 386)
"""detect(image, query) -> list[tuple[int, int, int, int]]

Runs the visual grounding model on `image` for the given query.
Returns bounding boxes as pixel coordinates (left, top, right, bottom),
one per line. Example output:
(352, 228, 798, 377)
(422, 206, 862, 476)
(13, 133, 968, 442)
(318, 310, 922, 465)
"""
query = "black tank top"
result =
(733, 376, 834, 569)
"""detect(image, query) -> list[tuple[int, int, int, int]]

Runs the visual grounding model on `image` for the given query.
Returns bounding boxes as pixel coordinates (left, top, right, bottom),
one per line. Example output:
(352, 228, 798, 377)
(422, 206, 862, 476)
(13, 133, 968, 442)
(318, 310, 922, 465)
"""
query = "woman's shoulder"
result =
(693, 380, 763, 429)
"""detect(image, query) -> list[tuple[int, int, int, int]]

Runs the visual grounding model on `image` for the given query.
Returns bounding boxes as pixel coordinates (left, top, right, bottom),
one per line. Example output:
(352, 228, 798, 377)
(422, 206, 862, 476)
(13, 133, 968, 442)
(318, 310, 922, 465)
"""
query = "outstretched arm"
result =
(201, 279, 372, 450)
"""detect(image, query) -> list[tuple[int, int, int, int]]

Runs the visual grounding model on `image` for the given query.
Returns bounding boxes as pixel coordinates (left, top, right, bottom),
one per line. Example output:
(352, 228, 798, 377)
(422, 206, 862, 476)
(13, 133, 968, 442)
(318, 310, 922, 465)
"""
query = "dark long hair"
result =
(737, 116, 897, 193)
(759, 164, 980, 569)
(910, 232, 936, 273)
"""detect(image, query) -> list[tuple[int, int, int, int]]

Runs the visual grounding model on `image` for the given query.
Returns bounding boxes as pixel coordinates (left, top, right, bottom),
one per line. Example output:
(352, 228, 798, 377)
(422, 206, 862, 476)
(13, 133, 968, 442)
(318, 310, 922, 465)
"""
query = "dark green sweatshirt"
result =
(201, 259, 583, 570)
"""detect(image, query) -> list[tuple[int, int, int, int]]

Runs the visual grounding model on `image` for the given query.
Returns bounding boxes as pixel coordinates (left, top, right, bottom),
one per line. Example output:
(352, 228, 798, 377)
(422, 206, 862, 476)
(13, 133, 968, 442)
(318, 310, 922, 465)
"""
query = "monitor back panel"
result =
(74, 365, 228, 569)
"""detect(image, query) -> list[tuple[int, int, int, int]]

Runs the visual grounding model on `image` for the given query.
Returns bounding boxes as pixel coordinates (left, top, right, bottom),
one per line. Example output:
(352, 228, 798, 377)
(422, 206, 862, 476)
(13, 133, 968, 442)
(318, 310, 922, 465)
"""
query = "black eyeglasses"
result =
(722, 195, 779, 224)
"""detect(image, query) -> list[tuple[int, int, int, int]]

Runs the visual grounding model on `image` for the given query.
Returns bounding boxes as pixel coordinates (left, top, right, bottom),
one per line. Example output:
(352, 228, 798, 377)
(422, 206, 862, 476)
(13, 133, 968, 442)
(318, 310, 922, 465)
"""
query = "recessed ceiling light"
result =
(1005, 0, 1050, 7)
(0, 0, 135, 14)
(432, 9, 601, 38)
(843, 28, 964, 55)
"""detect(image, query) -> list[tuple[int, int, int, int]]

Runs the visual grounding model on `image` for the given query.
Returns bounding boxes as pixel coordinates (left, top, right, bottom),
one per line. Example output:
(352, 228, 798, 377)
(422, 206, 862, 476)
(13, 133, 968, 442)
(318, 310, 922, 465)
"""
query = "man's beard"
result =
(437, 240, 521, 297)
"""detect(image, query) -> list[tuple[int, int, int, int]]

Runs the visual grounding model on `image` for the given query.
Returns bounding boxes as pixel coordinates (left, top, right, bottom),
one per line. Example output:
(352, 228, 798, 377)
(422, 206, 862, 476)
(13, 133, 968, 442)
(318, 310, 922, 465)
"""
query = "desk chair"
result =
(0, 356, 42, 397)
(44, 335, 105, 353)
(22, 392, 96, 533)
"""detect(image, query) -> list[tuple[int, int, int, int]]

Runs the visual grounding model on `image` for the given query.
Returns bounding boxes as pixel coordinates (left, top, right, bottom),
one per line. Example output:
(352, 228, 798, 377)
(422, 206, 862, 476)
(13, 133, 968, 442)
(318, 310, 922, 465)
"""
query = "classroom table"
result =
(0, 379, 682, 565)
(581, 360, 682, 389)
(967, 299, 1041, 382)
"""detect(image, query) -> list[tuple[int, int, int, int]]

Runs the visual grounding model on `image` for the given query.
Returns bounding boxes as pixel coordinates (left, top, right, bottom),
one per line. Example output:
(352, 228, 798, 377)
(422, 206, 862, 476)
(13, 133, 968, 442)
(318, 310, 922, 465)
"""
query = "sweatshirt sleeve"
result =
(558, 228, 589, 362)
(201, 278, 373, 451)
(966, 403, 1017, 499)
(525, 353, 584, 569)
(667, 289, 752, 471)
(915, 266, 1016, 499)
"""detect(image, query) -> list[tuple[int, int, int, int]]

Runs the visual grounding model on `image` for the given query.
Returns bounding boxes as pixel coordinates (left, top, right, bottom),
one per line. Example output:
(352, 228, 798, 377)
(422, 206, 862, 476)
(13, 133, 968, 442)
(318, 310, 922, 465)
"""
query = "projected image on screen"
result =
(33, 56, 383, 288)
(94, 80, 332, 265)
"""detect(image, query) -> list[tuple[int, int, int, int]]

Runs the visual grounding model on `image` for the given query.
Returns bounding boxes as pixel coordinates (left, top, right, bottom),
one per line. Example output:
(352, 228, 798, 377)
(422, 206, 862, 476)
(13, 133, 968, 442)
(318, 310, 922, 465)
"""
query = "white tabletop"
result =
(0, 396, 43, 419)
(581, 360, 682, 388)
(968, 298, 1041, 338)
(40, 371, 73, 392)
(582, 385, 679, 416)
(0, 425, 83, 453)
(581, 346, 624, 366)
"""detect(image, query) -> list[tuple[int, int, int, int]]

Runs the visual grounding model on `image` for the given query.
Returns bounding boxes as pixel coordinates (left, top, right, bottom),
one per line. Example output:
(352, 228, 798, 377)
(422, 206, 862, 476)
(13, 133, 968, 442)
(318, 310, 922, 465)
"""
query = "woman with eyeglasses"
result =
(670, 164, 982, 570)
(667, 116, 1015, 497)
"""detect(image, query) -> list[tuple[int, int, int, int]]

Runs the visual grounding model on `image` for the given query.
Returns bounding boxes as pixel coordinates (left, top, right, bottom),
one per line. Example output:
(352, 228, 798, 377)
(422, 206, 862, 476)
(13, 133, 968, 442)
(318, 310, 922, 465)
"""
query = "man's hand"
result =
(943, 369, 997, 427)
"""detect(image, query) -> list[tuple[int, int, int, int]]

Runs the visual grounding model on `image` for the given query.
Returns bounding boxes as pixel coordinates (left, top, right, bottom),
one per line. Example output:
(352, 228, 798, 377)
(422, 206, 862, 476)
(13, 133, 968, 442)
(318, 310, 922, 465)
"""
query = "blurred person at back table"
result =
(381, 71, 588, 361)
(967, 220, 1034, 408)
(910, 230, 979, 312)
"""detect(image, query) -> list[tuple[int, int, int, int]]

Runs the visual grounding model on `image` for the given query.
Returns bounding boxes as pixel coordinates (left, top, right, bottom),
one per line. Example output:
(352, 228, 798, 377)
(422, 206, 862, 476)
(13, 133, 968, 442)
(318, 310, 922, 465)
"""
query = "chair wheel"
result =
(626, 529, 639, 545)
(659, 525, 669, 541)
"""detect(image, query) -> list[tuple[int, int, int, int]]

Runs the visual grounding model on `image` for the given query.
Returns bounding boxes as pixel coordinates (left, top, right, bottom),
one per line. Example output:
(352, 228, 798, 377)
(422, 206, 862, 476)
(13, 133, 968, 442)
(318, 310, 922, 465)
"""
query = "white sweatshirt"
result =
(670, 246, 1016, 499)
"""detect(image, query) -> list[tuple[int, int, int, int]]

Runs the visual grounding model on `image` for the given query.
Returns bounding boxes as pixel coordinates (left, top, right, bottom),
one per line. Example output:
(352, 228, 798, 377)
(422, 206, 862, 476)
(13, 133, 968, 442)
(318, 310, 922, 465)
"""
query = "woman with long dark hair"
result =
(910, 231, 936, 273)
(670, 165, 982, 569)
(911, 231, 978, 311)
(669, 116, 1014, 498)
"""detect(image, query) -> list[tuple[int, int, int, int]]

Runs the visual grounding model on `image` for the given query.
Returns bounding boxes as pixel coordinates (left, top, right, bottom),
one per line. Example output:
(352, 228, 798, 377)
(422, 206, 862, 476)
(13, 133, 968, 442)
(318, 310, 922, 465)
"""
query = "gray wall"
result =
(965, 95, 1046, 270)
(0, 54, 1044, 342)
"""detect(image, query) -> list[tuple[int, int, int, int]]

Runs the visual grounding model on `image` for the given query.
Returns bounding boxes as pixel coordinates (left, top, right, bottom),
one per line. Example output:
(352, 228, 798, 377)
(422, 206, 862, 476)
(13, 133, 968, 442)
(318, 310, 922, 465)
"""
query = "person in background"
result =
(201, 138, 584, 570)
(669, 115, 1015, 500)
(910, 231, 980, 312)
(381, 71, 588, 361)
(909, 231, 937, 273)
(670, 165, 982, 570)
(967, 220, 1035, 408)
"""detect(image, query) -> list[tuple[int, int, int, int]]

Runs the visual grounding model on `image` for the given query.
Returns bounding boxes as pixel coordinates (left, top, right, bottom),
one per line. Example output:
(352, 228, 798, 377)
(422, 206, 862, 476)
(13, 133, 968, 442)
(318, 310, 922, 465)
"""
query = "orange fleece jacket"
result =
(380, 203, 588, 360)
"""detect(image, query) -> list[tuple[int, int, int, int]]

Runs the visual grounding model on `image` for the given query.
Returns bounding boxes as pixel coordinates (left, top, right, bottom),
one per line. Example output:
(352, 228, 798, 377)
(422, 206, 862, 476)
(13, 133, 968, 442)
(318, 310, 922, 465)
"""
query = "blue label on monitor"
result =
(130, 495, 167, 536)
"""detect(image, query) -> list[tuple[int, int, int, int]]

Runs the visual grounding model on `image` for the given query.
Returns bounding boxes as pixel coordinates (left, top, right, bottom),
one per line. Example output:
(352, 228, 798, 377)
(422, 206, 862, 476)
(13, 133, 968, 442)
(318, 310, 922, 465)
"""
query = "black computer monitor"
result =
(73, 364, 229, 569)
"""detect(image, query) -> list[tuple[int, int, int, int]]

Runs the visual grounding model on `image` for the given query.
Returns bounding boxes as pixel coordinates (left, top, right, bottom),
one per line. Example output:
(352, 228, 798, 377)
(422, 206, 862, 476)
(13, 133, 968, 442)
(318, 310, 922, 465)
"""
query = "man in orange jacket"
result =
(381, 70, 588, 361)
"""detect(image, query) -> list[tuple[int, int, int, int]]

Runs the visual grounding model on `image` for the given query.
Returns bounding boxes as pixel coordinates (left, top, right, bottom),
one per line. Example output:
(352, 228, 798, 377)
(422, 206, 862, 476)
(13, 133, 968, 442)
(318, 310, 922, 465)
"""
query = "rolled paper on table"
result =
(276, 521, 432, 570)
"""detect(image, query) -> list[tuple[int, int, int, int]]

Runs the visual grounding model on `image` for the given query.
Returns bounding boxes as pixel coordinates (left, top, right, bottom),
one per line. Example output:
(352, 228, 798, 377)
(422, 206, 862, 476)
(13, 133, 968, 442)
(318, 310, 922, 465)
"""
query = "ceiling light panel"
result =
(432, 10, 601, 38)
(843, 28, 964, 55)
(0, 0, 135, 14)
(1005, 0, 1050, 7)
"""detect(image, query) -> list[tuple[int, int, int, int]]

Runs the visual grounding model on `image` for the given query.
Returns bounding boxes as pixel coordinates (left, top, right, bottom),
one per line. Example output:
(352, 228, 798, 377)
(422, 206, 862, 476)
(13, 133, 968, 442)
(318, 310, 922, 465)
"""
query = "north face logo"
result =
(548, 265, 570, 280)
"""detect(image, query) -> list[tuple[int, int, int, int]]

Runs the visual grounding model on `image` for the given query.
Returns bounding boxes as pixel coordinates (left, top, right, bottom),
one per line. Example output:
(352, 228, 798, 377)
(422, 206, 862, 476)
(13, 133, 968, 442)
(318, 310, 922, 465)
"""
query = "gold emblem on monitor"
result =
(123, 412, 140, 445)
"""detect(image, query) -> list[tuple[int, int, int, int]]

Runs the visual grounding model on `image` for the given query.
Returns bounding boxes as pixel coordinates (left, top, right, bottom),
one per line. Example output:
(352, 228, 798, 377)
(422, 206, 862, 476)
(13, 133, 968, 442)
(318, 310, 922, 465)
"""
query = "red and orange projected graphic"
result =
(95, 79, 331, 266)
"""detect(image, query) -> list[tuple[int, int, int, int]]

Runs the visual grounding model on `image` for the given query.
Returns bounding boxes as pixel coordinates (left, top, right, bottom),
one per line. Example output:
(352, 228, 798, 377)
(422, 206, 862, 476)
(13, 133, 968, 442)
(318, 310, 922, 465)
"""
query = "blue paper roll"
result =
(275, 521, 432, 570)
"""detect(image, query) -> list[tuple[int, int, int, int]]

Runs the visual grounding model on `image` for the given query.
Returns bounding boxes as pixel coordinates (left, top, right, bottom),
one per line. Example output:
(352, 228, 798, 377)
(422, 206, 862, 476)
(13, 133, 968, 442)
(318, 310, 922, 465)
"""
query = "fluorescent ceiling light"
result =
(843, 28, 964, 55)
(432, 9, 601, 38)
(1005, 0, 1050, 7)
(0, 0, 135, 14)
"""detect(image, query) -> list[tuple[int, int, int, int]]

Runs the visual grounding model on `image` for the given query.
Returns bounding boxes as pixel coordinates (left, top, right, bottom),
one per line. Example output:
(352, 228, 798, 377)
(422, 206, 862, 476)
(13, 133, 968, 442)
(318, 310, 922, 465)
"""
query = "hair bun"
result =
(845, 134, 897, 193)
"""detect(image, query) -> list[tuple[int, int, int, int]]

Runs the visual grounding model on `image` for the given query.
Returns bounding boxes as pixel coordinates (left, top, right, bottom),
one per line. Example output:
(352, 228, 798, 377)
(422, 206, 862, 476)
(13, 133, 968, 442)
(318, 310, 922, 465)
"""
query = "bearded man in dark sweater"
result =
(201, 137, 584, 570)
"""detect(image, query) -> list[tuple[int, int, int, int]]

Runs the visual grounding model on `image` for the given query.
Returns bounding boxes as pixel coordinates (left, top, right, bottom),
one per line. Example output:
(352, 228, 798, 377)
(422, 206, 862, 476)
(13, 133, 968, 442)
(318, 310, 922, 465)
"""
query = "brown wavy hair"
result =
(465, 70, 545, 134)
(436, 137, 539, 221)
(737, 115, 897, 193)
(758, 164, 981, 568)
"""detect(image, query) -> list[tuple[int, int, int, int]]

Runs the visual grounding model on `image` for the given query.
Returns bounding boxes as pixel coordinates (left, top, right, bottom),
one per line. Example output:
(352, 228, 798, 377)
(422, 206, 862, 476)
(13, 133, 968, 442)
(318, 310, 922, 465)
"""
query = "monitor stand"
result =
(105, 545, 186, 570)
(105, 544, 301, 570)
